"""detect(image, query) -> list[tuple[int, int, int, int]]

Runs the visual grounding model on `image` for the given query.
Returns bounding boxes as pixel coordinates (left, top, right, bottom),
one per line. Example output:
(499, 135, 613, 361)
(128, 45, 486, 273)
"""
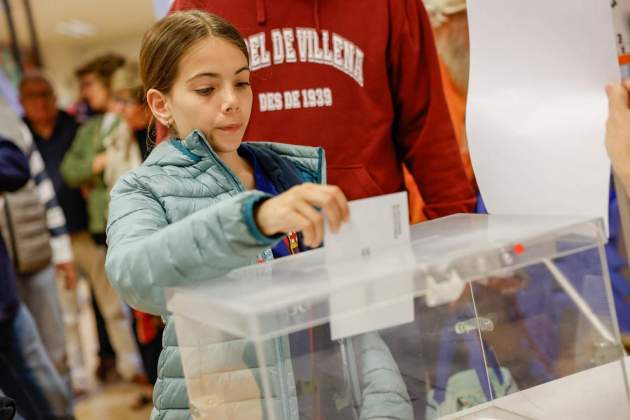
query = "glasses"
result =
(114, 94, 140, 105)
(22, 91, 53, 100)
(79, 79, 96, 90)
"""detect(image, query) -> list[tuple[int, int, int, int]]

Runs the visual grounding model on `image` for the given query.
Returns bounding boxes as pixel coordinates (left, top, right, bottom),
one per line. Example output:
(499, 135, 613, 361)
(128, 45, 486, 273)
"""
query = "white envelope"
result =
(324, 192, 415, 340)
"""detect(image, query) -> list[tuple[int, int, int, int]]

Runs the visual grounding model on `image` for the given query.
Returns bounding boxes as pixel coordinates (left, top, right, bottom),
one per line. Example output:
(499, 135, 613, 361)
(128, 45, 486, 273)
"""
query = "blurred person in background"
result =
(61, 53, 145, 384)
(402, 0, 478, 223)
(0, 100, 74, 420)
(20, 71, 91, 395)
(0, 94, 75, 402)
(73, 55, 123, 382)
(424, 0, 475, 187)
(109, 62, 163, 409)
(110, 62, 153, 160)
(102, 63, 143, 191)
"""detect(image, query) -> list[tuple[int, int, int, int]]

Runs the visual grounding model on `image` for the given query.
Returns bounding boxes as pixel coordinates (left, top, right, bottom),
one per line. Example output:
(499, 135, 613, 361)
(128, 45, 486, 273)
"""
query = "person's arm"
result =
(20, 127, 74, 265)
(19, 126, 76, 287)
(606, 81, 630, 197)
(106, 171, 348, 316)
(105, 173, 278, 315)
(60, 121, 97, 187)
(389, 0, 475, 219)
(0, 137, 30, 192)
(352, 333, 413, 420)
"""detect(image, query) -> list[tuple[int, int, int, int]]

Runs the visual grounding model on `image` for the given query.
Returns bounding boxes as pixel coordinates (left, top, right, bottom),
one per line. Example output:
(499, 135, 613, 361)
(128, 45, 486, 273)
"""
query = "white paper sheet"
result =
(466, 0, 619, 232)
(328, 248, 415, 340)
(324, 192, 414, 340)
(324, 191, 410, 263)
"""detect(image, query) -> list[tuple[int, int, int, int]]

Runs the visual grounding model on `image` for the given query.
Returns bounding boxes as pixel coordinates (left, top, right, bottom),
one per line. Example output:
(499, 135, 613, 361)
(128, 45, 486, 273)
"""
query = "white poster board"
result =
(466, 0, 619, 232)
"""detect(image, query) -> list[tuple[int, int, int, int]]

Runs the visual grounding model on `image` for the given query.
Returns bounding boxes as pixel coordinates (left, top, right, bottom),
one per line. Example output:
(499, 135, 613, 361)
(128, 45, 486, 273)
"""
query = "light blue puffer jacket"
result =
(105, 130, 412, 420)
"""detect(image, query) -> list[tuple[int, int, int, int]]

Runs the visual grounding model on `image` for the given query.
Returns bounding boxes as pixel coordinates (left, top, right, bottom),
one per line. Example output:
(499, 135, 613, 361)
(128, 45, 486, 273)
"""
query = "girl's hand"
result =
(254, 183, 350, 248)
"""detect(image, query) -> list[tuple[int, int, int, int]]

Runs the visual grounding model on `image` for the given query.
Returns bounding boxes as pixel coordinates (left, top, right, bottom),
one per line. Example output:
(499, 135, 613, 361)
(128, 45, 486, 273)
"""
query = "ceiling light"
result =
(55, 20, 96, 38)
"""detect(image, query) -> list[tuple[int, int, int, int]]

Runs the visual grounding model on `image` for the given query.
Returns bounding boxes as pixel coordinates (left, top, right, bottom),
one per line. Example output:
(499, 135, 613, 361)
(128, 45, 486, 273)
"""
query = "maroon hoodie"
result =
(169, 0, 475, 218)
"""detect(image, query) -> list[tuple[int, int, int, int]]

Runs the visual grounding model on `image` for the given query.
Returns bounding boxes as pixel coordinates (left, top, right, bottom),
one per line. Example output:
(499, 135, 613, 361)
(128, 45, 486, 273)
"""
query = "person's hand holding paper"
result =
(255, 183, 350, 248)
(324, 192, 416, 340)
(606, 80, 630, 197)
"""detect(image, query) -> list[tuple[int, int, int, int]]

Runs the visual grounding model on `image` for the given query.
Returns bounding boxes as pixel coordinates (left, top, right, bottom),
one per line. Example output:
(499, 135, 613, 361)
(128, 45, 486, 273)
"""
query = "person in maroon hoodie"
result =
(166, 0, 475, 219)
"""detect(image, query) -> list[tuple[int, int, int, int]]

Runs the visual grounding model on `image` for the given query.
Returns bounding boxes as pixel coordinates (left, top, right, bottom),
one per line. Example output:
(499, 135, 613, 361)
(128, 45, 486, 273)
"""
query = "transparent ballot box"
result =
(166, 214, 630, 420)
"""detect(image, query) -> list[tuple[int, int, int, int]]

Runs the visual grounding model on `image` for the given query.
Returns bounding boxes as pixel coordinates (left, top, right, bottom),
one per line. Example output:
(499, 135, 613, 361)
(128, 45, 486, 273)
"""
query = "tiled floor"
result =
(75, 382, 152, 420)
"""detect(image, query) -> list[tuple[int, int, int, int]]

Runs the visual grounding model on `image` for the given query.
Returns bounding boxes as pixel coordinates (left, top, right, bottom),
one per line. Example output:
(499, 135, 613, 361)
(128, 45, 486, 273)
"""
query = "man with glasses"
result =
(19, 72, 90, 395)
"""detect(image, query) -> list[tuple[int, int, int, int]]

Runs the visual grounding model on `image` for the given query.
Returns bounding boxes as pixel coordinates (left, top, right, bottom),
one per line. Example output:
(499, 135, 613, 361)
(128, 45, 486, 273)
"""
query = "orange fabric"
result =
(439, 62, 466, 147)
(438, 60, 475, 184)
(404, 166, 426, 224)
(133, 310, 163, 344)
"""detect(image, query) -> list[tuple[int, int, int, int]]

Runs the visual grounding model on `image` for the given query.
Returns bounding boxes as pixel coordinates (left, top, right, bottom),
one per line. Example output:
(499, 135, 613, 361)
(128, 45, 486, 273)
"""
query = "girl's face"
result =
(79, 73, 110, 112)
(166, 36, 252, 153)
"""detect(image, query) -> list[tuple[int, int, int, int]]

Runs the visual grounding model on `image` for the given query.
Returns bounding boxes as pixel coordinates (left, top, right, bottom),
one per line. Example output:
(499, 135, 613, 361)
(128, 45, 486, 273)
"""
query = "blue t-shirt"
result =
(238, 145, 321, 414)
(238, 145, 293, 258)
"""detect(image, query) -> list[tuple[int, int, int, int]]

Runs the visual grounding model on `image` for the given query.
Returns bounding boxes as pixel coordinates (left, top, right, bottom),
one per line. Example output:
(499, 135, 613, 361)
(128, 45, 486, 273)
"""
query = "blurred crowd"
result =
(0, 0, 629, 419)
(1, 52, 160, 418)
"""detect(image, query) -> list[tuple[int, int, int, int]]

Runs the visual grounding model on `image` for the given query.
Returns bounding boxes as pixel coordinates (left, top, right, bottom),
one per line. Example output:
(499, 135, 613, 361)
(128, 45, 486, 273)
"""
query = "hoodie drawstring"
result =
(256, 0, 266, 25)
(257, 0, 322, 31)
(313, 0, 321, 32)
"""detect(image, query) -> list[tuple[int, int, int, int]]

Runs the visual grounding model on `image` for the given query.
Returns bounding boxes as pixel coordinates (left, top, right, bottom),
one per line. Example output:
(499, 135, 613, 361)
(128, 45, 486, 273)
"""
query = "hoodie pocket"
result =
(327, 164, 384, 200)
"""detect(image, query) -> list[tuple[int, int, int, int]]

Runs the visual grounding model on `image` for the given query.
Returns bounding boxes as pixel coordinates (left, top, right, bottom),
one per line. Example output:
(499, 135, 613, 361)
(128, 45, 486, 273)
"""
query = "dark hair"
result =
(75, 53, 126, 89)
(139, 10, 249, 96)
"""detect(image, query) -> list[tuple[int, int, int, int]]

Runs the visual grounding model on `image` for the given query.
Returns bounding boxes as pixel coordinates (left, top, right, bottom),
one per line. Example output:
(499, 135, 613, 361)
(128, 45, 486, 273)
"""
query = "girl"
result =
(106, 11, 411, 420)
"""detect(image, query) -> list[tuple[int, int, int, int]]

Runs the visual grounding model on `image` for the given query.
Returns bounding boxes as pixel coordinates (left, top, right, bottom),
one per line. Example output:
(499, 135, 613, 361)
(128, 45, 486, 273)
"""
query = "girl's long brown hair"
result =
(139, 10, 249, 96)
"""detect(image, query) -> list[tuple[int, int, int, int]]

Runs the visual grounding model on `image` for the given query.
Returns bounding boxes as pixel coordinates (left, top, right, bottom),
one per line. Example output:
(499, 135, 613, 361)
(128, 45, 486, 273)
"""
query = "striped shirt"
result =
(0, 98, 73, 265)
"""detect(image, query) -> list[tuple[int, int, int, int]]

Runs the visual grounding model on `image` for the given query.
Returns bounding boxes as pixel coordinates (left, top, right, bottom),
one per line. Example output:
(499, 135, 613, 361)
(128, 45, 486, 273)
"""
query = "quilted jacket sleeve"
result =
(353, 332, 413, 420)
(105, 172, 279, 316)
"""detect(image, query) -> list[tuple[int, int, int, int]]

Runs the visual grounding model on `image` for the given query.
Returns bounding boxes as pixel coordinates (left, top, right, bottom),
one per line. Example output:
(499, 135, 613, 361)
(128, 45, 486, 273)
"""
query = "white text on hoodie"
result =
(244, 28, 365, 87)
